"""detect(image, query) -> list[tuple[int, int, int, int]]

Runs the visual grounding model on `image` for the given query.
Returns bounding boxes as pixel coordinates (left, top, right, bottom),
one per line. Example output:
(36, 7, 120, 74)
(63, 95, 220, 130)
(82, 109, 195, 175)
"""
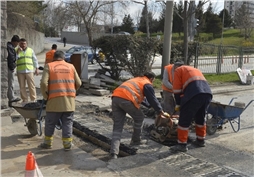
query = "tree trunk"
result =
(145, 1, 150, 38)
(86, 24, 93, 46)
(1, 0, 8, 109)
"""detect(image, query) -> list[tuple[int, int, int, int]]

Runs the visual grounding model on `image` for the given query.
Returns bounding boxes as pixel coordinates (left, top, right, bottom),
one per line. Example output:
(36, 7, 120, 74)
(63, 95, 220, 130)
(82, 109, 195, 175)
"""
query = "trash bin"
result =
(70, 51, 88, 80)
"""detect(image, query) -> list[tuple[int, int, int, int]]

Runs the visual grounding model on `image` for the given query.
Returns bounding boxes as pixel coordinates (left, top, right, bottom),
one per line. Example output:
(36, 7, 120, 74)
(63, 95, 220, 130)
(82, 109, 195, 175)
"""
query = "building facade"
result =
(225, 1, 254, 21)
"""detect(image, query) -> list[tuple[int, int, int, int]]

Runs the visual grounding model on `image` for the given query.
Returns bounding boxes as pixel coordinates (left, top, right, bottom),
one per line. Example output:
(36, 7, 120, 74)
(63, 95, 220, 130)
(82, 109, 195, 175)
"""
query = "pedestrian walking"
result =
(38, 50, 81, 150)
(45, 44, 57, 64)
(63, 37, 66, 47)
(7, 35, 21, 107)
(16, 38, 39, 104)
(170, 65, 213, 152)
(110, 71, 167, 159)
(162, 61, 184, 115)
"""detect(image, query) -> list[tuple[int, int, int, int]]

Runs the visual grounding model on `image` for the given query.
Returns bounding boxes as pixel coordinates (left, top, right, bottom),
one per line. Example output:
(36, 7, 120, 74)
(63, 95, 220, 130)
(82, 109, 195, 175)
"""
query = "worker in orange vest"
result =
(45, 44, 57, 64)
(110, 71, 167, 159)
(171, 65, 212, 152)
(39, 50, 81, 151)
(162, 61, 184, 115)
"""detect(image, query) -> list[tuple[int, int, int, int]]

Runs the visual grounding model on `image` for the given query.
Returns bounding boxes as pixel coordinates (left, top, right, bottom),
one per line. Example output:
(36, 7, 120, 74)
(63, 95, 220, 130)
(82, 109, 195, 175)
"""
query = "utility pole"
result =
(161, 1, 174, 76)
(183, 1, 188, 64)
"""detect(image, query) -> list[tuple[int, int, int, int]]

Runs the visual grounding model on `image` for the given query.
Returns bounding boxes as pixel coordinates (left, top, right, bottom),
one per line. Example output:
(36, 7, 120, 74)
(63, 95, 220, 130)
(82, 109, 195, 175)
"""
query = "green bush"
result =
(92, 35, 161, 80)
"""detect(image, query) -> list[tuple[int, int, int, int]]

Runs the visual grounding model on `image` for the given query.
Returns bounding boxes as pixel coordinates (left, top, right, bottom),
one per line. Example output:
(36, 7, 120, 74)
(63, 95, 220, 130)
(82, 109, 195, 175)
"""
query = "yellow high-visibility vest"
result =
(16, 47, 34, 72)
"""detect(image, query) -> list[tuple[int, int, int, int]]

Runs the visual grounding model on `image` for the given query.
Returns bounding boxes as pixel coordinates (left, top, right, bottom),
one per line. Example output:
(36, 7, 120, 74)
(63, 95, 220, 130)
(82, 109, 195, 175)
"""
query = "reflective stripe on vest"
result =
(162, 64, 174, 92)
(16, 48, 34, 71)
(45, 50, 56, 64)
(173, 66, 206, 94)
(48, 61, 76, 99)
(112, 76, 151, 109)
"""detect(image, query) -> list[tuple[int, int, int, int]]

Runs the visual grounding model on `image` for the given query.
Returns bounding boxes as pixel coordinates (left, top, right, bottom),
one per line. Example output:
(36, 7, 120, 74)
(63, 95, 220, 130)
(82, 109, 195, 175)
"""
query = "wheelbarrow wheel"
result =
(27, 119, 38, 136)
(206, 114, 217, 135)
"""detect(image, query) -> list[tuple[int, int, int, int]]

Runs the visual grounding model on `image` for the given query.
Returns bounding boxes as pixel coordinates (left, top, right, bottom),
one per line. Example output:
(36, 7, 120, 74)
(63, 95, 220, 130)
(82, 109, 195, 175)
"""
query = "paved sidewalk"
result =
(1, 114, 121, 177)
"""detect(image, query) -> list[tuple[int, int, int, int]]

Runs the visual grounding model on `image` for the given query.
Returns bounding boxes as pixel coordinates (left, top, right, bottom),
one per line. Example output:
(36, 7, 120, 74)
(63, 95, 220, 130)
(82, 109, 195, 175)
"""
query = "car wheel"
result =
(91, 58, 97, 64)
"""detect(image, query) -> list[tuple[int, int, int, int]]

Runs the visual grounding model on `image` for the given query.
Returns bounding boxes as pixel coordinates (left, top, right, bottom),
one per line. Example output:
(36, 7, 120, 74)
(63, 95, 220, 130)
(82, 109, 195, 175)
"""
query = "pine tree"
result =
(120, 14, 134, 34)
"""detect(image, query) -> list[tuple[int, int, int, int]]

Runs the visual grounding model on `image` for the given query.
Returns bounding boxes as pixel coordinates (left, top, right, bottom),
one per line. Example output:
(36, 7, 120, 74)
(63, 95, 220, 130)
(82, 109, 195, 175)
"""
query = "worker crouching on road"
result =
(39, 50, 82, 151)
(170, 65, 212, 152)
(110, 71, 166, 159)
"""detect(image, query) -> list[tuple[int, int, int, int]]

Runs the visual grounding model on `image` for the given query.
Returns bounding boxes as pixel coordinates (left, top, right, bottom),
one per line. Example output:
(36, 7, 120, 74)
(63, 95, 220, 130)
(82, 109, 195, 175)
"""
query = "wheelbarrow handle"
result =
(228, 97, 238, 105)
(243, 100, 254, 112)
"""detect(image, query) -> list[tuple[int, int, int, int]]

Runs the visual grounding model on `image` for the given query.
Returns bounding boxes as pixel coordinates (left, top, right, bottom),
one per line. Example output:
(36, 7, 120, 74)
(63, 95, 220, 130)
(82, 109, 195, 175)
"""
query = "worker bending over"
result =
(171, 65, 212, 152)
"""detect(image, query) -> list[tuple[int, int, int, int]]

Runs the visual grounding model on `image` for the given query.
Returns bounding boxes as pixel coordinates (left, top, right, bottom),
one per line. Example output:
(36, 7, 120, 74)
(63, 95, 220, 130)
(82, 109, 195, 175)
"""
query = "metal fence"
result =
(191, 43, 254, 74)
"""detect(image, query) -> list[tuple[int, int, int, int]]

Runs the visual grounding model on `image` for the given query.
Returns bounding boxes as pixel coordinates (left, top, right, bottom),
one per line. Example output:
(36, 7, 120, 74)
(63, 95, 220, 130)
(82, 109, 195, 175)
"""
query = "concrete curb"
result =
(210, 84, 254, 95)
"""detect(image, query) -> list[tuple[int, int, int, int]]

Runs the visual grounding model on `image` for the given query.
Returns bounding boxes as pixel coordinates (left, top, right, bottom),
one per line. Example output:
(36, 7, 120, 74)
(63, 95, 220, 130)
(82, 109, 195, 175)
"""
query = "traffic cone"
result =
(25, 151, 43, 177)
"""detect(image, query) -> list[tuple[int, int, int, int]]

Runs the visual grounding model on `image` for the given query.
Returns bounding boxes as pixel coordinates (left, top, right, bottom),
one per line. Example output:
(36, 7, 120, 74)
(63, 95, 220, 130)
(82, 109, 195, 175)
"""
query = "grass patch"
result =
(152, 70, 254, 89)
(204, 72, 239, 84)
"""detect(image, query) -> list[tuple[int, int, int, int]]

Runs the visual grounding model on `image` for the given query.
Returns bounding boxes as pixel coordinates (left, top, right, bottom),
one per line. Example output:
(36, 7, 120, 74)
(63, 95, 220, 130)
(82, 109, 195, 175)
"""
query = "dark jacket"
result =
(143, 84, 163, 113)
(7, 42, 17, 71)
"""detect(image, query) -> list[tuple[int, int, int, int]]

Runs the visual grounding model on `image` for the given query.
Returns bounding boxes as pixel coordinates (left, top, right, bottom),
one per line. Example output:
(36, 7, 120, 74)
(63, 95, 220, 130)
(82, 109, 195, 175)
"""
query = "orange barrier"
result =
(25, 151, 43, 177)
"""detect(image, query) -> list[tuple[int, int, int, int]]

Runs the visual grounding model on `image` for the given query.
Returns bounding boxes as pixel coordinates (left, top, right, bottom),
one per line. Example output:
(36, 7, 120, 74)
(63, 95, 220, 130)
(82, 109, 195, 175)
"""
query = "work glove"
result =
(175, 105, 180, 112)
(162, 112, 170, 118)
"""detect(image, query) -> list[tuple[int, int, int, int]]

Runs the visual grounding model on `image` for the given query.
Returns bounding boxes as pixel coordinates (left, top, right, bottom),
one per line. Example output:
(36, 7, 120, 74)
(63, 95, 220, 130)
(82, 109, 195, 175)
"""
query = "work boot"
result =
(170, 144, 188, 152)
(130, 139, 147, 146)
(110, 153, 118, 159)
(10, 97, 21, 103)
(64, 143, 73, 151)
(192, 139, 206, 147)
(38, 136, 53, 149)
(38, 143, 52, 149)
(63, 137, 73, 151)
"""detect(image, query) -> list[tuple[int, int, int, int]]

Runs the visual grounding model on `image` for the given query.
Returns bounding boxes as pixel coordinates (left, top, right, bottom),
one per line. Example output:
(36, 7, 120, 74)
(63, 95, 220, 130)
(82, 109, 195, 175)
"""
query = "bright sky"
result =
(48, 0, 225, 26)
(118, 0, 225, 25)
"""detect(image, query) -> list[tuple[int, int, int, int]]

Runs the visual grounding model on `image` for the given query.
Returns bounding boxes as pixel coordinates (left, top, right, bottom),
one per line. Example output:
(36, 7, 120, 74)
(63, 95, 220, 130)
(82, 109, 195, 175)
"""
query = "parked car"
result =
(117, 31, 131, 35)
(64, 46, 97, 64)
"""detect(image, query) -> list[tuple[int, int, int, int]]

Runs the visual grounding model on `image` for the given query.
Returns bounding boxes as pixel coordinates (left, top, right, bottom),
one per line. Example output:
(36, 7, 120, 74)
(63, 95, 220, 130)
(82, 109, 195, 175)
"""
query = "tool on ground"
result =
(150, 112, 179, 142)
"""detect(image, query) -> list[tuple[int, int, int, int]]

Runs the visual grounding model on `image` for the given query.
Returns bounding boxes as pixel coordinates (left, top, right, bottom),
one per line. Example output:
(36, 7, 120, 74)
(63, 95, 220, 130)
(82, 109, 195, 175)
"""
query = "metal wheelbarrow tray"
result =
(12, 100, 46, 136)
(206, 97, 254, 135)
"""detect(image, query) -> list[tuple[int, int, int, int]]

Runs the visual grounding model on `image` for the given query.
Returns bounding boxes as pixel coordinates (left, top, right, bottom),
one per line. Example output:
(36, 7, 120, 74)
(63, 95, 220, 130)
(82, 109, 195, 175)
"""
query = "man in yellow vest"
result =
(39, 50, 81, 150)
(45, 44, 57, 64)
(110, 71, 167, 159)
(162, 61, 184, 115)
(16, 38, 39, 103)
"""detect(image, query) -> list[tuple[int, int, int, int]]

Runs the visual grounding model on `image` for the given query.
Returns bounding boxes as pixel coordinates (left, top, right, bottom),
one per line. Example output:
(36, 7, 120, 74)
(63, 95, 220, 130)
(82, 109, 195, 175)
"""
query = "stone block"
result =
(89, 89, 110, 96)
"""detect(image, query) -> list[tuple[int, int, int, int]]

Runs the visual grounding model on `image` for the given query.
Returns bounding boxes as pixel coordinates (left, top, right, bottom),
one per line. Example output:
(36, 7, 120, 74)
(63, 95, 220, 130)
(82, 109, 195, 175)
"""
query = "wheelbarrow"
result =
(12, 100, 46, 136)
(206, 97, 254, 135)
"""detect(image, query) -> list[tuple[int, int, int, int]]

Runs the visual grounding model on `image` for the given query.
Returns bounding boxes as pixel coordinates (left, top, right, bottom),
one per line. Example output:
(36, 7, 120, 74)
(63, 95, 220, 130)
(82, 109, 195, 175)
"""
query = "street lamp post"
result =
(220, 7, 225, 45)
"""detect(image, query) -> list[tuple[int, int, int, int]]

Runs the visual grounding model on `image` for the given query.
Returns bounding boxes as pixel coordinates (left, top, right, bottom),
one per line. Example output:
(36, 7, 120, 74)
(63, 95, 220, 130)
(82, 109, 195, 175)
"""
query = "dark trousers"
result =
(178, 94, 212, 128)
(110, 97, 144, 155)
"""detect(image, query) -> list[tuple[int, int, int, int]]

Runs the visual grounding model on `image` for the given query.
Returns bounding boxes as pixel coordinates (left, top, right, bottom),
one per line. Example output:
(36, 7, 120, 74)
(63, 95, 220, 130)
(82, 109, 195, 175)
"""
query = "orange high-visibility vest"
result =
(173, 65, 206, 94)
(47, 60, 76, 100)
(112, 76, 152, 109)
(45, 49, 56, 64)
(162, 64, 174, 92)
